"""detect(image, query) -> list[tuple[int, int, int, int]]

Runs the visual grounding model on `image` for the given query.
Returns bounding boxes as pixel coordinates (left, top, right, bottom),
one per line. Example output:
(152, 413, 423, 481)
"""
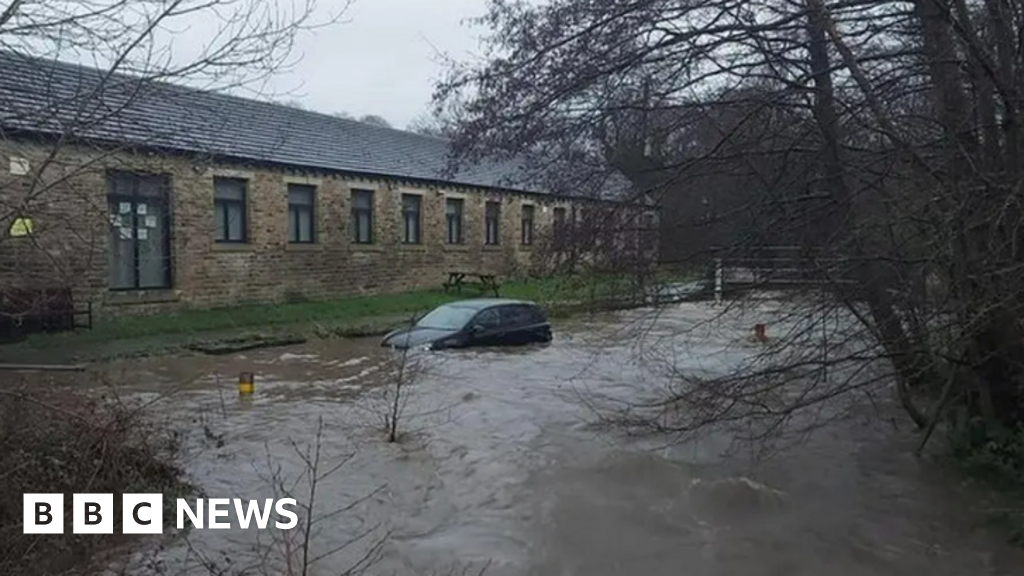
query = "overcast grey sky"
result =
(270, 0, 489, 129)
(17, 0, 490, 130)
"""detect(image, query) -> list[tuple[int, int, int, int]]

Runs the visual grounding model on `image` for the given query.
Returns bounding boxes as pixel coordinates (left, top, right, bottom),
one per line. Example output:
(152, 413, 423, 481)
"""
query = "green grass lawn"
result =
(13, 290, 461, 350)
(4, 271, 697, 356)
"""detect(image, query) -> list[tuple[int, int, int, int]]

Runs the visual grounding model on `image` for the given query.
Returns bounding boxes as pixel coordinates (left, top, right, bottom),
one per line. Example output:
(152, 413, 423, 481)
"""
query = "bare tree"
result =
(382, 341, 419, 443)
(407, 111, 453, 138)
(250, 417, 389, 576)
(435, 0, 1024, 462)
(358, 114, 392, 129)
(351, 316, 467, 445)
(373, 322, 439, 444)
(280, 99, 310, 110)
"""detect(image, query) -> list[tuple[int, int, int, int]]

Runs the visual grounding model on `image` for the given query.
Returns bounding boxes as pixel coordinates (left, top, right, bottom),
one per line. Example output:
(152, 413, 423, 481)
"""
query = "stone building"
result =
(0, 52, 655, 318)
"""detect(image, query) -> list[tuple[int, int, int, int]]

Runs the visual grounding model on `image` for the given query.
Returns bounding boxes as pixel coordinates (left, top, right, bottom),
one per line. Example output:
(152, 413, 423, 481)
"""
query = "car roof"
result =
(443, 298, 537, 310)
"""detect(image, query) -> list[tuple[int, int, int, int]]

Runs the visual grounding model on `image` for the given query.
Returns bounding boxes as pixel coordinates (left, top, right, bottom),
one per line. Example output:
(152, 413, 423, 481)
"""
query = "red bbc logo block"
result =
(24, 494, 164, 534)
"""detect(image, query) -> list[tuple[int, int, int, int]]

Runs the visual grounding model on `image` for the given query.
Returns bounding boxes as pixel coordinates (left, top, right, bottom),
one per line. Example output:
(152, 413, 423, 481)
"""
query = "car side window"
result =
(504, 305, 533, 327)
(527, 305, 546, 324)
(498, 306, 521, 328)
(473, 308, 500, 329)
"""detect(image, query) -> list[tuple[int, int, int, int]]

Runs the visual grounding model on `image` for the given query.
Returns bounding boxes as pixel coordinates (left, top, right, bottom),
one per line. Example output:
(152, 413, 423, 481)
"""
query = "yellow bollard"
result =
(238, 372, 255, 396)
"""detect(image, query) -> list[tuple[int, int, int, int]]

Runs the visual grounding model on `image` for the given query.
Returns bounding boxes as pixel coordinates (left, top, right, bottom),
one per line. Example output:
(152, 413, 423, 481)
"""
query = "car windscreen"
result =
(415, 305, 479, 330)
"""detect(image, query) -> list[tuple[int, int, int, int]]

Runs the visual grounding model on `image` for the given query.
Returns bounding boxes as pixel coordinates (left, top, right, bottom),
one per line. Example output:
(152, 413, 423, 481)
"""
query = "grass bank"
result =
(2, 272, 697, 361)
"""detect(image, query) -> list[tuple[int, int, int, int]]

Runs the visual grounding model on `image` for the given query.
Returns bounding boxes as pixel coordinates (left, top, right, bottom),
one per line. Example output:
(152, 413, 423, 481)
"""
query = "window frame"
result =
(351, 189, 375, 244)
(446, 198, 464, 244)
(107, 171, 173, 291)
(401, 193, 422, 244)
(521, 204, 535, 246)
(485, 201, 501, 246)
(213, 177, 248, 244)
(287, 184, 317, 244)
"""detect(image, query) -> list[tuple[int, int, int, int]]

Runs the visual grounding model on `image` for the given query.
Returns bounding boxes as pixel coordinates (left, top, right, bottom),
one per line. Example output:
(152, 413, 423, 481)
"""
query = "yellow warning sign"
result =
(9, 217, 34, 237)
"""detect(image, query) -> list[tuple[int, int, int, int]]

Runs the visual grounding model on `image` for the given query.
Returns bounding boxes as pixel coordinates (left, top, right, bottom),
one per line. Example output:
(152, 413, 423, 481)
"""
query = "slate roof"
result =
(0, 51, 547, 193)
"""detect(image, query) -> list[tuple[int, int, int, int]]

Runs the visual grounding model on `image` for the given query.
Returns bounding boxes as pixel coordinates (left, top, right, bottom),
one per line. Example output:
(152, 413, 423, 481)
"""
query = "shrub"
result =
(0, 378, 188, 575)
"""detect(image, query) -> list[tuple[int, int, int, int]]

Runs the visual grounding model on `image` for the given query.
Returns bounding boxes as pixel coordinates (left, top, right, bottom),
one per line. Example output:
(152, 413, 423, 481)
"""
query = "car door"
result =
(495, 305, 528, 345)
(525, 305, 552, 343)
(468, 307, 502, 346)
(514, 304, 550, 343)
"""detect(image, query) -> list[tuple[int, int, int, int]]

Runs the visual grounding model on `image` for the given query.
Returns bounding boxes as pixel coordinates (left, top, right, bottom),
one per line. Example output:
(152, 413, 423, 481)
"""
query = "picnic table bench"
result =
(443, 271, 501, 297)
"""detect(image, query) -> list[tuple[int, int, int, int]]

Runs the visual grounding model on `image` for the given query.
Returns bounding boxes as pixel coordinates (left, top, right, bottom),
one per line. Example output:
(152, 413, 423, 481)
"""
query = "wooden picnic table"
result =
(443, 271, 501, 297)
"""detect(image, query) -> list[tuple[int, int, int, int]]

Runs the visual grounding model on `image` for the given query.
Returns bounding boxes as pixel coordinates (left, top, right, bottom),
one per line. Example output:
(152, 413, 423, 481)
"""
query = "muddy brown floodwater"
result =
(94, 302, 1024, 576)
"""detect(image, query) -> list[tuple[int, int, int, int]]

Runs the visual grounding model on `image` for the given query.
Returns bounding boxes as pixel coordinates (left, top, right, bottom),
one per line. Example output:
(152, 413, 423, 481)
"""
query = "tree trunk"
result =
(807, 0, 931, 427)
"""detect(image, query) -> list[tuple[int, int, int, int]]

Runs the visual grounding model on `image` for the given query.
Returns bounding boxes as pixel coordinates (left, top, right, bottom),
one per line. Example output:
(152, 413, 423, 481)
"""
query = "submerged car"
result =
(381, 299, 552, 350)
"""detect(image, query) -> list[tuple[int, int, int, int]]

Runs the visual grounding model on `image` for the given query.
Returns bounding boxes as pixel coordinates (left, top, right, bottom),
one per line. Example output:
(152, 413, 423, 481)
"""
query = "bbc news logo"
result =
(24, 494, 298, 534)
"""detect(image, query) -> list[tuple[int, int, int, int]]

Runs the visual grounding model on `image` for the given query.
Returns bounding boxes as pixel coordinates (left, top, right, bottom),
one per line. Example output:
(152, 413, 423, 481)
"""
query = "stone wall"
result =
(0, 139, 595, 318)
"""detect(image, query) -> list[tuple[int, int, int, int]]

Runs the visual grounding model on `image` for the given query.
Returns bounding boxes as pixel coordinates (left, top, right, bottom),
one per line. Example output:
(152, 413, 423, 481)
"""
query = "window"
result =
(214, 177, 247, 243)
(553, 207, 567, 243)
(503, 305, 537, 327)
(108, 172, 172, 290)
(402, 194, 422, 244)
(641, 211, 657, 251)
(521, 205, 534, 245)
(446, 198, 464, 244)
(485, 201, 501, 245)
(530, 306, 548, 323)
(473, 308, 500, 329)
(288, 184, 316, 243)
(351, 189, 374, 244)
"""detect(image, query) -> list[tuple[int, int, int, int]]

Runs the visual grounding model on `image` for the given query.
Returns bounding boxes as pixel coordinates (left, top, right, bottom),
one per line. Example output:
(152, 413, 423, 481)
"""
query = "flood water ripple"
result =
(94, 303, 1024, 576)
